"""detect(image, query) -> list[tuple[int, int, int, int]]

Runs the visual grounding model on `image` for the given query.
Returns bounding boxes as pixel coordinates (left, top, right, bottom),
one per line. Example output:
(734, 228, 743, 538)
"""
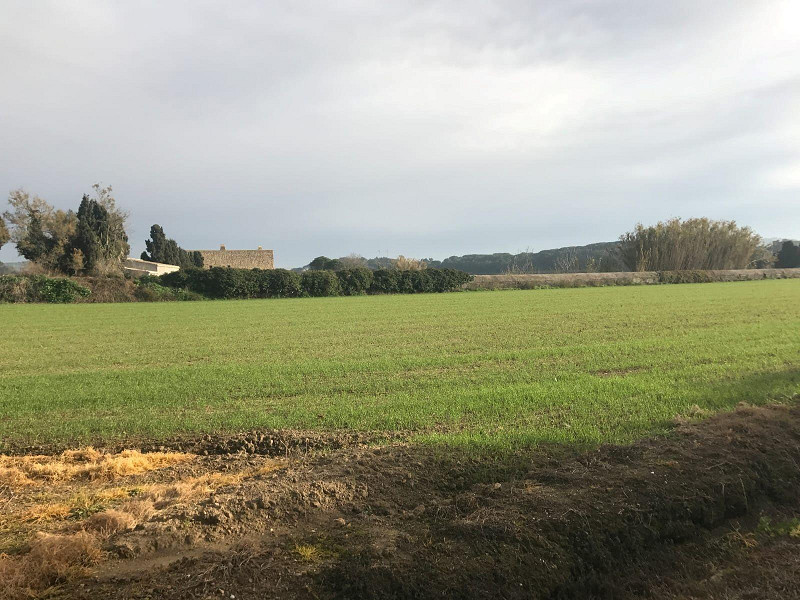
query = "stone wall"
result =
(193, 248, 274, 270)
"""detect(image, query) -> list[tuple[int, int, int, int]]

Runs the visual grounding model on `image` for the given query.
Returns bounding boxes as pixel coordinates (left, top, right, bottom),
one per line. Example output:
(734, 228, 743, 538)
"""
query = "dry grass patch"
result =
(0, 467, 34, 487)
(0, 531, 101, 600)
(140, 459, 287, 508)
(22, 503, 72, 523)
(0, 448, 193, 484)
(0, 452, 287, 597)
(0, 448, 194, 486)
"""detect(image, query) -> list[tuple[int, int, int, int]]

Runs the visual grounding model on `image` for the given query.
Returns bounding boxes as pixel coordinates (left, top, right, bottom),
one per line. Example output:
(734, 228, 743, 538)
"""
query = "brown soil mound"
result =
(4, 429, 406, 458)
(4, 403, 799, 600)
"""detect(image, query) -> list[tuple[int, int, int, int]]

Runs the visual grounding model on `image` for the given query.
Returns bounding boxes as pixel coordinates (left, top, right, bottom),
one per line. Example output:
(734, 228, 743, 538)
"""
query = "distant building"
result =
(123, 257, 181, 277)
(190, 245, 274, 270)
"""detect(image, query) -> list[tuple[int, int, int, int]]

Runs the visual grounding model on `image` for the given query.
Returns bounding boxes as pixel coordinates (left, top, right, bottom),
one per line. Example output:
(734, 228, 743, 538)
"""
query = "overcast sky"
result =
(1, 1, 799, 267)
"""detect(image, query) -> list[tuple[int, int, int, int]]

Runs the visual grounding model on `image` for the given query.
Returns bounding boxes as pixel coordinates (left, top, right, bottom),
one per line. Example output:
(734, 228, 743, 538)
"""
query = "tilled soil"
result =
(4, 403, 800, 599)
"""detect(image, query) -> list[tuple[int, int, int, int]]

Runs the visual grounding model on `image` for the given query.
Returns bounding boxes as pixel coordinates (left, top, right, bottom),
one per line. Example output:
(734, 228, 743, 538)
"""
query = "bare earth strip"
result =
(1, 403, 798, 599)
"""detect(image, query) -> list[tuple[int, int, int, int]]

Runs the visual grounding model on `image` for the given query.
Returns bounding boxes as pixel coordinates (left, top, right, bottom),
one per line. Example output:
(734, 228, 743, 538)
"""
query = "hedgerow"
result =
(156, 267, 472, 299)
(0, 275, 91, 303)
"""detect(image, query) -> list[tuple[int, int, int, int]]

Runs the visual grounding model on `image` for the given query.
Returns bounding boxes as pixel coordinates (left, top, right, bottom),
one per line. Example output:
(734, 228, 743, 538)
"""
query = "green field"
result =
(2, 280, 799, 448)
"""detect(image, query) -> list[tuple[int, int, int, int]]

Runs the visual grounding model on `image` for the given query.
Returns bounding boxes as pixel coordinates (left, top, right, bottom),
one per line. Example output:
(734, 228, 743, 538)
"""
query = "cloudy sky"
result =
(1, 1, 798, 267)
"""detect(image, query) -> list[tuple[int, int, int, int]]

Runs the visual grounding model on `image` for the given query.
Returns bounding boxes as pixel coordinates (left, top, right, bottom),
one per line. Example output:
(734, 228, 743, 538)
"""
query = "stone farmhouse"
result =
(123, 245, 274, 277)
(190, 245, 275, 270)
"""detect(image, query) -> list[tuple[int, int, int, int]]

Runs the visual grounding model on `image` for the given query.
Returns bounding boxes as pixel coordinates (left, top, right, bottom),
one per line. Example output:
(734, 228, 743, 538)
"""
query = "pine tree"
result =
(141, 224, 169, 262)
(74, 195, 107, 272)
(17, 213, 54, 262)
(776, 241, 800, 268)
(141, 224, 203, 269)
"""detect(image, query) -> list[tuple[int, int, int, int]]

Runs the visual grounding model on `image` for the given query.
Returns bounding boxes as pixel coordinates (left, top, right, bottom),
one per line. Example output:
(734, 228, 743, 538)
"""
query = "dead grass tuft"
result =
(117, 499, 155, 522)
(0, 532, 101, 600)
(82, 509, 137, 534)
(674, 404, 715, 426)
(92, 486, 135, 502)
(294, 543, 320, 562)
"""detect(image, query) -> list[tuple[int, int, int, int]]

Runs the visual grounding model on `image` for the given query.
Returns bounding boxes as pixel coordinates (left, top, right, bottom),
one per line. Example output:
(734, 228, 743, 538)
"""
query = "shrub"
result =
(244, 268, 271, 297)
(267, 269, 302, 298)
(369, 269, 401, 294)
(618, 218, 760, 271)
(75, 276, 136, 303)
(301, 270, 340, 297)
(394, 255, 427, 270)
(0, 275, 91, 303)
(426, 268, 473, 292)
(159, 268, 298, 300)
(337, 267, 374, 295)
(0, 275, 28, 302)
(30, 276, 91, 303)
(396, 270, 418, 293)
(308, 256, 342, 271)
(367, 268, 472, 294)
(133, 277, 202, 302)
(133, 282, 169, 302)
(162, 267, 258, 299)
(158, 268, 195, 290)
(210, 267, 259, 299)
(658, 270, 713, 284)
(776, 241, 800, 268)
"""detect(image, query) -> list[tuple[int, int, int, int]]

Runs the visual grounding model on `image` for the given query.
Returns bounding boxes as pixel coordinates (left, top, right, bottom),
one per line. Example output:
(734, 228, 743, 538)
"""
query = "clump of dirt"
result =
(3, 403, 800, 600)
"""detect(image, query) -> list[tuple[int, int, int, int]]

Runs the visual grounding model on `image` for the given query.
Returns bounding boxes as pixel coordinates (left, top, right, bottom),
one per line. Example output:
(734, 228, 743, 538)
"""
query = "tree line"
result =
(1, 185, 798, 278)
(301, 228, 797, 275)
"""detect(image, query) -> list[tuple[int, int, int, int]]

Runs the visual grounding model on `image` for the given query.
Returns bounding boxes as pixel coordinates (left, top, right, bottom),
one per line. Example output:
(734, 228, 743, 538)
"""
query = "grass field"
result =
(1, 280, 798, 448)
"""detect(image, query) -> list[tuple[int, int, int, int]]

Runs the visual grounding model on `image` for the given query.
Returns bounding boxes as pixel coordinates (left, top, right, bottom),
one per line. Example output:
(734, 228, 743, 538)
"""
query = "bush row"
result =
(0, 274, 91, 303)
(158, 267, 473, 299)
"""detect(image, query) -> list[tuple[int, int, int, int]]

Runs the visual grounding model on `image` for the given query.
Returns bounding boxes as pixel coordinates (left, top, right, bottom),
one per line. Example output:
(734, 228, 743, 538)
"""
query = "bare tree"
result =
(394, 255, 427, 270)
(553, 249, 580, 273)
(3, 189, 77, 271)
(90, 184, 130, 264)
(339, 253, 368, 269)
(504, 247, 537, 274)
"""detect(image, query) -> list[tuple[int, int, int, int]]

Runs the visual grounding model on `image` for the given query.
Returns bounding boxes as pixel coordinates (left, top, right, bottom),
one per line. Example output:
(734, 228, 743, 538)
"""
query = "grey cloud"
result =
(1, 0, 798, 267)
